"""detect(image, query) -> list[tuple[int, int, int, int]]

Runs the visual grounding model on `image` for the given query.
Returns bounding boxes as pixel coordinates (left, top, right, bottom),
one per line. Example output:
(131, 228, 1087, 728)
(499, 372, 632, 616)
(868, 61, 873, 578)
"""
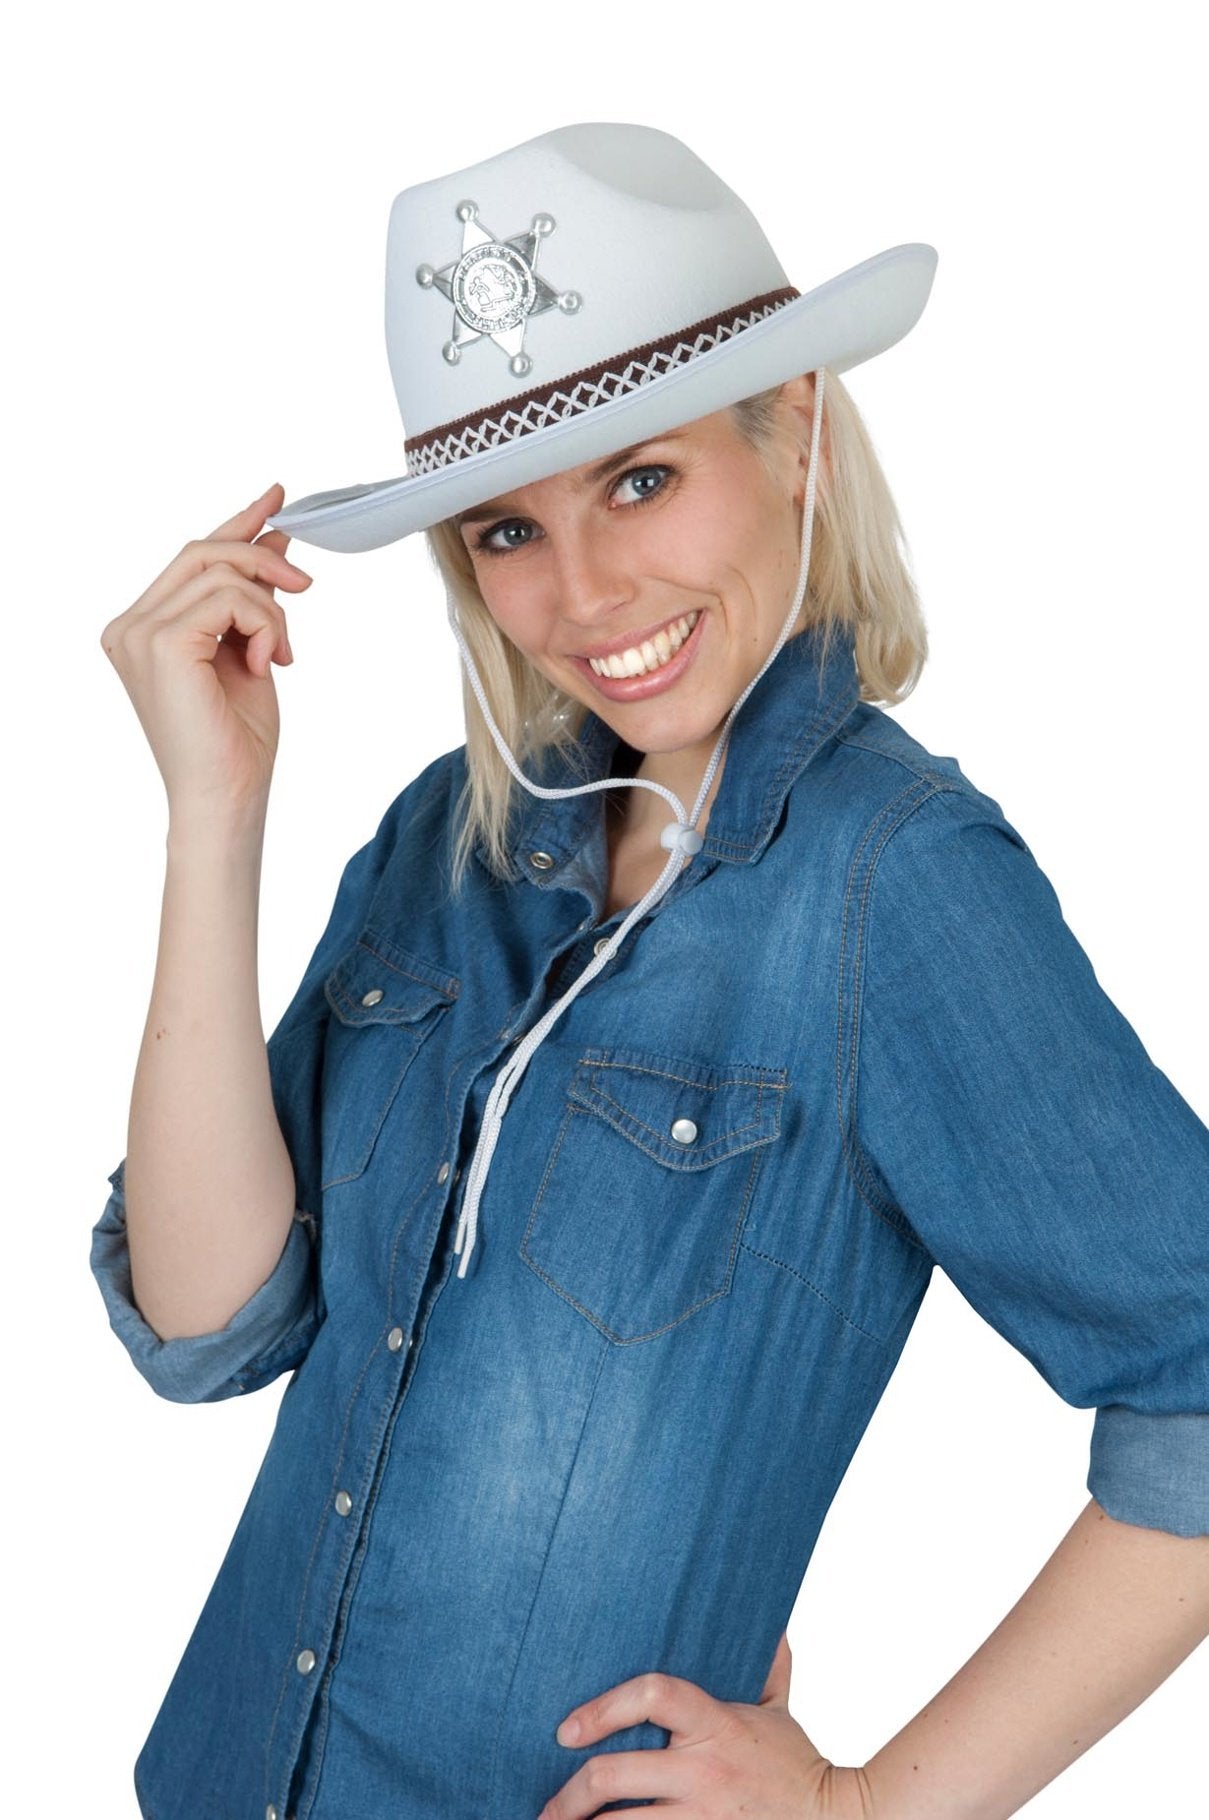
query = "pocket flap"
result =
(567, 1046, 787, 1170)
(324, 929, 459, 1028)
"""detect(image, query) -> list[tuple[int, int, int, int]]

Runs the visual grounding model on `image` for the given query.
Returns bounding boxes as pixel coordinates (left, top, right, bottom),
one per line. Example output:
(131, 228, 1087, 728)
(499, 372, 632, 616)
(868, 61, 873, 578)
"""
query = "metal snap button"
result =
(529, 850, 555, 870)
(670, 1118, 699, 1145)
(267, 1806, 278, 1820)
(360, 987, 385, 1007)
(334, 1490, 352, 1517)
(437, 1162, 450, 1184)
(296, 1648, 317, 1675)
(386, 1326, 406, 1351)
(593, 936, 613, 957)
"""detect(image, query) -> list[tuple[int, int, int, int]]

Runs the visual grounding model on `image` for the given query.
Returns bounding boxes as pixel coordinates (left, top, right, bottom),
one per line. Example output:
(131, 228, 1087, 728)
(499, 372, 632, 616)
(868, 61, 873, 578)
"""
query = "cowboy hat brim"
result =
(265, 241, 937, 555)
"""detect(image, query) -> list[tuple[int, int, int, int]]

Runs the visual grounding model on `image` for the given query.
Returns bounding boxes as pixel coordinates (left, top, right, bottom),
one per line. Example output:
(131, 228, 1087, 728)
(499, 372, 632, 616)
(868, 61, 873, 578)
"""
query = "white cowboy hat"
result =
(265, 120, 937, 554)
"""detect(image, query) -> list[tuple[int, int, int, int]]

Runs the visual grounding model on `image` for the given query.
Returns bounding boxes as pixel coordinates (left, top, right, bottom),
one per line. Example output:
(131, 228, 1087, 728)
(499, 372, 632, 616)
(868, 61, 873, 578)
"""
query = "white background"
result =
(5, 2, 1206, 1814)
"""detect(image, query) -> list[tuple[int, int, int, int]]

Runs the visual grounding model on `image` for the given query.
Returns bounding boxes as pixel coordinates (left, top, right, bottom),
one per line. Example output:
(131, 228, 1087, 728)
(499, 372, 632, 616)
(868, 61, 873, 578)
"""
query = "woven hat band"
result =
(403, 285, 801, 478)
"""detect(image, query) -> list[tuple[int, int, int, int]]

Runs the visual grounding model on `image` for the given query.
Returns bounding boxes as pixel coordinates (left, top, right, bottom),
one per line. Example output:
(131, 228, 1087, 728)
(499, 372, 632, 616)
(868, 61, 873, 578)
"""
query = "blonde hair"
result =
(424, 366, 928, 893)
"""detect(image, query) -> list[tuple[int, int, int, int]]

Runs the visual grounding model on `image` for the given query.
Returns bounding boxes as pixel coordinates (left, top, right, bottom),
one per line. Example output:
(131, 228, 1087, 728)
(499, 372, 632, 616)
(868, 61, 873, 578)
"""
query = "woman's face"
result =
(456, 374, 817, 761)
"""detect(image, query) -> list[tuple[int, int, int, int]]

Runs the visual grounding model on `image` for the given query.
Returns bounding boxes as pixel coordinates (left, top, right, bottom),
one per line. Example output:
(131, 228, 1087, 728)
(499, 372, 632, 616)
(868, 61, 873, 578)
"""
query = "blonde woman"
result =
(94, 123, 1209, 1820)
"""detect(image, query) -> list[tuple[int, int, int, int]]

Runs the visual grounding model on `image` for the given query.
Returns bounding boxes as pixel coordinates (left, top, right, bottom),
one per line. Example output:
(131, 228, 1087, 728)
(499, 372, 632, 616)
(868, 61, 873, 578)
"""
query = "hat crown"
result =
(386, 122, 791, 459)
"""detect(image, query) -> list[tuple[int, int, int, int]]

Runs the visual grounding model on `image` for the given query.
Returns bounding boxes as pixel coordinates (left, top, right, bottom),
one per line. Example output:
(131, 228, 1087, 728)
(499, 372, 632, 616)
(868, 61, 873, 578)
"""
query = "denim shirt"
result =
(90, 619, 1209, 1820)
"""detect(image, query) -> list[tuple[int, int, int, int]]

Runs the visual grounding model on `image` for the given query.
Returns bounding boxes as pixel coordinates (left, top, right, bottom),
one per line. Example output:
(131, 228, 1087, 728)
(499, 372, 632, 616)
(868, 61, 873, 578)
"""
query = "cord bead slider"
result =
(660, 820, 704, 856)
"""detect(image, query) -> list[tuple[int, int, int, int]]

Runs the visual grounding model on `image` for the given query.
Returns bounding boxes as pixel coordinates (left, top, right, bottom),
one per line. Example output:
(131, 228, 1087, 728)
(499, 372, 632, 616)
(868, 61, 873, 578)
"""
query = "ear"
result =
(777, 371, 828, 504)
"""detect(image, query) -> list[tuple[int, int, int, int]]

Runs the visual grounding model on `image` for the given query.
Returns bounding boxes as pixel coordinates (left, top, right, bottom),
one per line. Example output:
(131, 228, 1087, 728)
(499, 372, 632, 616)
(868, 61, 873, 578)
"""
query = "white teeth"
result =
(588, 610, 700, 679)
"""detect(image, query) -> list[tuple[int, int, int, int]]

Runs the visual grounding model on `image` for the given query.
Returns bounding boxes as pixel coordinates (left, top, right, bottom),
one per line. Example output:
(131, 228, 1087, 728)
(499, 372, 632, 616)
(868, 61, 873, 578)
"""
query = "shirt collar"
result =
(485, 617, 861, 875)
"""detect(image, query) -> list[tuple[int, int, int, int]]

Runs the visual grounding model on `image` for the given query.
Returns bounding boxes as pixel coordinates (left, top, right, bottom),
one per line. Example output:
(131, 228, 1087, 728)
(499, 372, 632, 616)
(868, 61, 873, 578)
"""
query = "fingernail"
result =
(556, 1716, 580, 1744)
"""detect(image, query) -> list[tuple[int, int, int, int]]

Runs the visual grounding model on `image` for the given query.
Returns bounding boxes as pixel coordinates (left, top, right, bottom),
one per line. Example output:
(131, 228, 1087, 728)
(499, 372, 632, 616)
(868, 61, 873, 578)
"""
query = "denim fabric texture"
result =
(90, 619, 1209, 1820)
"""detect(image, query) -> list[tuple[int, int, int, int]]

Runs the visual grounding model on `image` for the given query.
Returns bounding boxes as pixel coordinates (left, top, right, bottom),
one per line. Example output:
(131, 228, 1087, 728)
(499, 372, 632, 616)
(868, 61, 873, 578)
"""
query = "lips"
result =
(574, 608, 699, 665)
(568, 606, 706, 700)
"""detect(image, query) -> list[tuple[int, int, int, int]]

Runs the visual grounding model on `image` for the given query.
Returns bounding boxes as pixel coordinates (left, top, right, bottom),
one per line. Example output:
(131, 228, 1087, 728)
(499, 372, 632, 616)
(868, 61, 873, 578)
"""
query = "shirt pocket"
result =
(519, 1045, 787, 1342)
(320, 930, 458, 1190)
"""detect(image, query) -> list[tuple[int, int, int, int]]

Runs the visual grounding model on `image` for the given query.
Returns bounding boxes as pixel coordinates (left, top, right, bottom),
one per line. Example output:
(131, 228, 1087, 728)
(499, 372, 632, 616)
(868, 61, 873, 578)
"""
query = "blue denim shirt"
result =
(91, 619, 1209, 1820)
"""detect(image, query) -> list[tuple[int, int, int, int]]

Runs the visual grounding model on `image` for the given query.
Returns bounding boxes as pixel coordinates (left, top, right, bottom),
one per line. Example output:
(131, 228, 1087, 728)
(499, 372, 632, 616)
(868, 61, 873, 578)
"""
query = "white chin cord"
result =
(443, 369, 826, 1278)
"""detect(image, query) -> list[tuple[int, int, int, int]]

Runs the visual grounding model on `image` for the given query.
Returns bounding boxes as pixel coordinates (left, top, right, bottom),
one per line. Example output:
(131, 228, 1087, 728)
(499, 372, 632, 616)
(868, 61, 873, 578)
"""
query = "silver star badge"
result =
(415, 199, 581, 379)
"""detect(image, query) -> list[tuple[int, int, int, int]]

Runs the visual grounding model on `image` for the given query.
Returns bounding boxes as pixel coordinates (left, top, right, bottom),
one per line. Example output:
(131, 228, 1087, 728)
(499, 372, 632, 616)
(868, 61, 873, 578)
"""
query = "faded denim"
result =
(90, 619, 1209, 1820)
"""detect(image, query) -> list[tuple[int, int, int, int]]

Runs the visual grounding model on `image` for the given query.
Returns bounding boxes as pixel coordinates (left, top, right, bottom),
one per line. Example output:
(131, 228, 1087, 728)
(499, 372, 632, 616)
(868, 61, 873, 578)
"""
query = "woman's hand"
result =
(99, 482, 312, 820)
(537, 1631, 874, 1818)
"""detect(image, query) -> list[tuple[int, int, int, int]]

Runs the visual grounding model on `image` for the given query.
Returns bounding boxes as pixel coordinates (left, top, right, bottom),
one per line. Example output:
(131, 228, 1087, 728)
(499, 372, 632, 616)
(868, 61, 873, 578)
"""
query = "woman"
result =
(93, 123, 1209, 1819)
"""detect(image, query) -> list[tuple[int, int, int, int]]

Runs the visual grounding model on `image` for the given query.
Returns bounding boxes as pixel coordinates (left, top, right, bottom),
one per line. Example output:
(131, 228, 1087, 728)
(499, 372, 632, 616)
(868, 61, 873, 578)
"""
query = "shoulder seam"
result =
(835, 779, 967, 1247)
(834, 726, 976, 794)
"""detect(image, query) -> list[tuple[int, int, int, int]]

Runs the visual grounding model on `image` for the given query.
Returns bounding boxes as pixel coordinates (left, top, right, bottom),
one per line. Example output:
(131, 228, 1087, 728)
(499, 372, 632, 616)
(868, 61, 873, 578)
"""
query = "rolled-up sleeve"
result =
(90, 1155, 319, 1403)
(851, 782, 1209, 1537)
(89, 778, 416, 1403)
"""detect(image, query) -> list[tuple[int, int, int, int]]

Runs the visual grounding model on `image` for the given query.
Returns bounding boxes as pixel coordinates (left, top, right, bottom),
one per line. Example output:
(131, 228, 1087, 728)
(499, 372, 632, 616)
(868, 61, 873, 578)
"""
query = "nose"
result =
(549, 518, 638, 632)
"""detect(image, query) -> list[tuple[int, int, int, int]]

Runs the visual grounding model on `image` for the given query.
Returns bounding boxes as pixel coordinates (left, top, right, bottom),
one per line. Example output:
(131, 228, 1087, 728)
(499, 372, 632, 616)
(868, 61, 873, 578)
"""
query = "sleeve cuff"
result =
(89, 1162, 320, 1404)
(1087, 1405, 1209, 1537)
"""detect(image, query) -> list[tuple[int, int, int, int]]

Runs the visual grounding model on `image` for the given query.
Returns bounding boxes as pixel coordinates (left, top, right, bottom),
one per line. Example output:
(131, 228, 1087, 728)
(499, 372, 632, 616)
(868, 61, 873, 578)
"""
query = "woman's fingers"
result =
(139, 568, 294, 677)
(118, 483, 310, 623)
(132, 558, 293, 654)
(97, 486, 317, 814)
(204, 481, 285, 544)
(254, 526, 295, 560)
(124, 536, 312, 624)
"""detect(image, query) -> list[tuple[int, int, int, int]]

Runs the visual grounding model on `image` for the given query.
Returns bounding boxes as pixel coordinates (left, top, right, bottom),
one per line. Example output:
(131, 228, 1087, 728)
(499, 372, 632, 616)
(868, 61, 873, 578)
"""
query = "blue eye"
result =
(472, 463, 674, 557)
(612, 464, 671, 505)
(478, 520, 535, 553)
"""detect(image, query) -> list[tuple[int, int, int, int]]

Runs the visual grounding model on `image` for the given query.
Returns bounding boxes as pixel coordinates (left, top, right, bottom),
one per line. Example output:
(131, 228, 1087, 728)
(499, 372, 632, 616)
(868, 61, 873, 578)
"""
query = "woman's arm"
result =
(123, 806, 299, 1340)
(861, 1496, 1209, 1818)
(99, 492, 311, 1343)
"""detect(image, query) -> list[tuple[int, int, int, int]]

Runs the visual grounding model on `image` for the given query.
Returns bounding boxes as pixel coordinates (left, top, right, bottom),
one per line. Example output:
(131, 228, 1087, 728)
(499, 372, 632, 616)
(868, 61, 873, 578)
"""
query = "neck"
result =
(610, 730, 729, 846)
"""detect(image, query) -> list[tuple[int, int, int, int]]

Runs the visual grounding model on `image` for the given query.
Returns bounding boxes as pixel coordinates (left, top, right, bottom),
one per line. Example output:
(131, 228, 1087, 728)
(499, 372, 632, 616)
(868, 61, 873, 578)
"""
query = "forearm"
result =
(125, 804, 298, 1339)
(861, 1495, 1209, 1819)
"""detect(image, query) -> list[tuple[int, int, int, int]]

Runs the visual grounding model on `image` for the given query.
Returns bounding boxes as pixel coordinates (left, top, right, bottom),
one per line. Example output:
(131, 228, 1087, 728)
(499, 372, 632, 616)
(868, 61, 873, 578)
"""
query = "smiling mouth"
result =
(582, 610, 702, 679)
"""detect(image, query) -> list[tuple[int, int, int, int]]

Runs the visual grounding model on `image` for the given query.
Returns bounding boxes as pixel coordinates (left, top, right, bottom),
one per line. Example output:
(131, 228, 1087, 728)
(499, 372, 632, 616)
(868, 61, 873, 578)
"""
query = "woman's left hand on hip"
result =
(536, 1631, 873, 1818)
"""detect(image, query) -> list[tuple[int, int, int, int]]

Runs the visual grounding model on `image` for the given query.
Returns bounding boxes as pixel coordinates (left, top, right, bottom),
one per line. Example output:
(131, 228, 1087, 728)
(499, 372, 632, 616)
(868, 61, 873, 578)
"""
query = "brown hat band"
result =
(403, 286, 801, 478)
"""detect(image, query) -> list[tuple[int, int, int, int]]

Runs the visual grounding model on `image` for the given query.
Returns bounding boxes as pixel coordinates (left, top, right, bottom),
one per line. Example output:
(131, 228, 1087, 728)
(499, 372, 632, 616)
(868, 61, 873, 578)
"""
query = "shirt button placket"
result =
(278, 1310, 418, 1801)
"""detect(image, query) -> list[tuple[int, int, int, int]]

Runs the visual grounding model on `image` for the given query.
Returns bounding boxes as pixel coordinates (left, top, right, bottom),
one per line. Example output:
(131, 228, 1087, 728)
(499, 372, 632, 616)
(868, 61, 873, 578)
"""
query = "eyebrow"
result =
(455, 428, 691, 529)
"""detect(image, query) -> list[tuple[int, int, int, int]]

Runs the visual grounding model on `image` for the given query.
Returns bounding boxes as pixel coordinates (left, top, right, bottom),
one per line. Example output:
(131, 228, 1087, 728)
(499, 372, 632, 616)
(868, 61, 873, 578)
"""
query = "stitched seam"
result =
(581, 1053, 789, 1088)
(325, 975, 452, 1024)
(756, 683, 862, 835)
(706, 683, 860, 859)
(357, 926, 462, 998)
(838, 781, 968, 1252)
(731, 682, 860, 856)
(319, 1031, 430, 1191)
(842, 787, 936, 1234)
(737, 1239, 889, 1346)
(262, 1326, 390, 1805)
(834, 777, 936, 1234)
(834, 729, 975, 790)
(580, 1082, 773, 1158)
(519, 1111, 762, 1342)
